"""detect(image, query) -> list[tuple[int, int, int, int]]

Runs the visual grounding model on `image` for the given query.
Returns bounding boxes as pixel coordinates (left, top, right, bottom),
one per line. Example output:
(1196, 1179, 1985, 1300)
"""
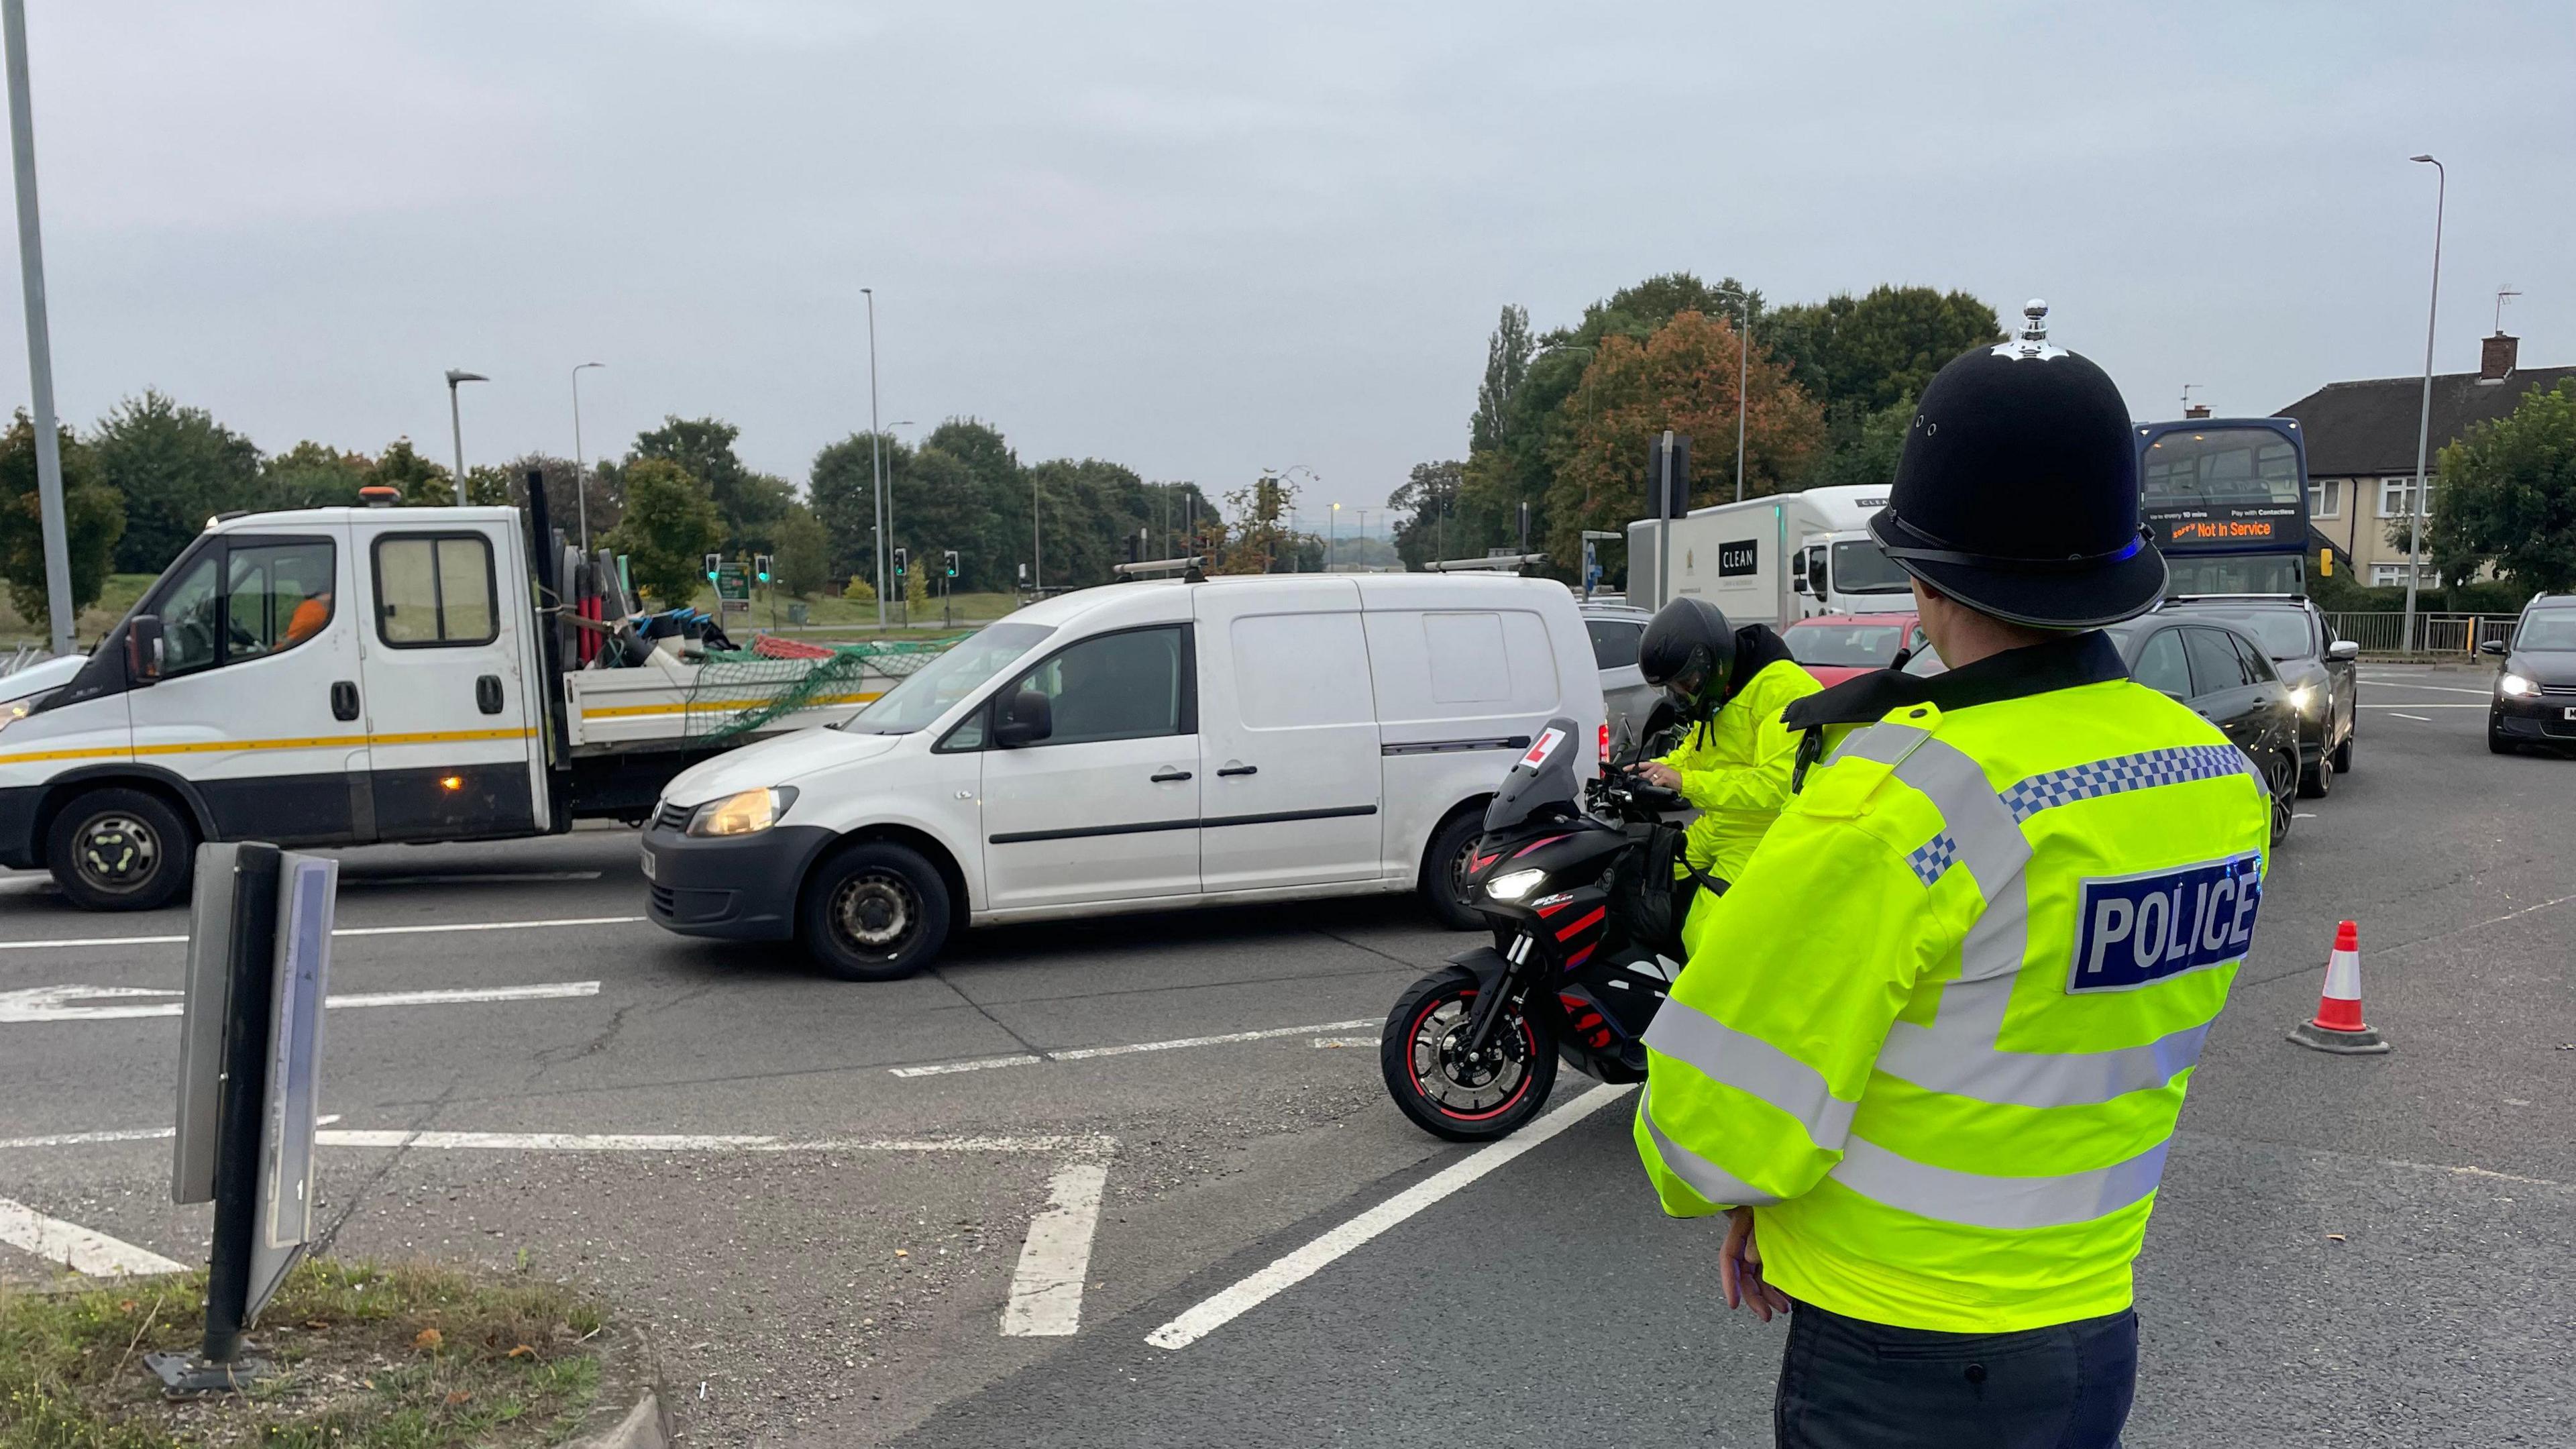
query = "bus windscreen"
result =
(2141, 428, 2300, 510)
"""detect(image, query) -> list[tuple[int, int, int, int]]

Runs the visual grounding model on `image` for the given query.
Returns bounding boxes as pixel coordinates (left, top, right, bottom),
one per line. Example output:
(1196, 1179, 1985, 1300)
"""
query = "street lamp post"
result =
(444, 369, 487, 493)
(3, 0, 71, 655)
(2402, 154, 2445, 654)
(862, 288, 887, 629)
(570, 362, 603, 552)
(1328, 502, 1340, 572)
(1733, 301, 1751, 504)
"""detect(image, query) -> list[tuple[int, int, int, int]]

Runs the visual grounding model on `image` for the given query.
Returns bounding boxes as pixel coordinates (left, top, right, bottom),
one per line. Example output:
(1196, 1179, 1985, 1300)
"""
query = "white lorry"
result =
(0, 496, 880, 911)
(1625, 483, 1914, 625)
(641, 571, 1605, 980)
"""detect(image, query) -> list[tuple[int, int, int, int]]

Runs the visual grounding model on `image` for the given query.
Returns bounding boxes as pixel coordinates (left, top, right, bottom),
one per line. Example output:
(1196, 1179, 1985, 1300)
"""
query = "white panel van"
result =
(641, 572, 1605, 980)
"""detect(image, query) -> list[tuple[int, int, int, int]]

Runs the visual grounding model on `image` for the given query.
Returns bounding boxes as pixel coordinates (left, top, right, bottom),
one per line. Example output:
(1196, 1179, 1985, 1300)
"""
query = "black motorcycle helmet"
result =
(1866, 301, 2169, 628)
(1637, 598, 1738, 723)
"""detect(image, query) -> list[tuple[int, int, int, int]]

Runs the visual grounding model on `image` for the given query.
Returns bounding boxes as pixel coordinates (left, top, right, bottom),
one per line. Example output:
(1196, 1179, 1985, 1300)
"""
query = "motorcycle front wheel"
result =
(1381, 965, 1558, 1142)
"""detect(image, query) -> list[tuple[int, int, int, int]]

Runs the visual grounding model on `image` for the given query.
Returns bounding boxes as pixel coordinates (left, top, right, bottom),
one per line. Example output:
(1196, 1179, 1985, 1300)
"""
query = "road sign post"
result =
(153, 843, 339, 1393)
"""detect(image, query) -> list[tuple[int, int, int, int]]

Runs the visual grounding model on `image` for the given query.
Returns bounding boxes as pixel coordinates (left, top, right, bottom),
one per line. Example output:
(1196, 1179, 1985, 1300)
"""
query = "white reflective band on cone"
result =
(2322, 947, 2361, 1000)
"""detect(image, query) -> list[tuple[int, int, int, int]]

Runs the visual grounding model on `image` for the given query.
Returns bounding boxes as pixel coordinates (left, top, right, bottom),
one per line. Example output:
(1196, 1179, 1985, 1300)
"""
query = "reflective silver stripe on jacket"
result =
(1642, 998, 1858, 1148)
(1831, 1134, 2170, 1230)
(1637, 1083, 1780, 1208)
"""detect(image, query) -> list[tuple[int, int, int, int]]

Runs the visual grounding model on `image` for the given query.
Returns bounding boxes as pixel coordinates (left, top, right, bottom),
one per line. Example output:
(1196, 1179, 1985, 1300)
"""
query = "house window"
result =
(2312, 478, 2343, 519)
(2369, 562, 2438, 588)
(2378, 476, 2435, 519)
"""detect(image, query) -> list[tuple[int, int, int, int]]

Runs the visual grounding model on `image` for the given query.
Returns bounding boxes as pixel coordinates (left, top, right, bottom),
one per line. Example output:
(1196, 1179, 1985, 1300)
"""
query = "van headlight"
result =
(1486, 867, 1549, 902)
(0, 691, 52, 734)
(2499, 674, 2536, 698)
(687, 786, 798, 837)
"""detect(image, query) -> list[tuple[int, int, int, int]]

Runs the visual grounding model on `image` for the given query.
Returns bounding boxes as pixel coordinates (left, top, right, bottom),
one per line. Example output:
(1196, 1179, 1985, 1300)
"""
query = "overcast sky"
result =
(2, 1, 2569, 519)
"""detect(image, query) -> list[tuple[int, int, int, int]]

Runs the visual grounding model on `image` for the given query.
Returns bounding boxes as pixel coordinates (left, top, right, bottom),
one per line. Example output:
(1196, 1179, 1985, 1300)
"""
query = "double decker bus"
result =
(2134, 417, 2310, 596)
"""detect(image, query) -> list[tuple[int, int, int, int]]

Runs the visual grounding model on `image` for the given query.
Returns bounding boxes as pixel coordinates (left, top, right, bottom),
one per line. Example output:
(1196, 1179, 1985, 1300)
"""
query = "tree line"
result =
(0, 394, 1234, 627)
(1387, 274, 2006, 581)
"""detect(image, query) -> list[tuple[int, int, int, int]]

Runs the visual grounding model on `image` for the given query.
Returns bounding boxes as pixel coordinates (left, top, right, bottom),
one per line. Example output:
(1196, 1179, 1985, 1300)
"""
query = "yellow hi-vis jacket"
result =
(1633, 632, 2271, 1333)
(1658, 655, 1822, 883)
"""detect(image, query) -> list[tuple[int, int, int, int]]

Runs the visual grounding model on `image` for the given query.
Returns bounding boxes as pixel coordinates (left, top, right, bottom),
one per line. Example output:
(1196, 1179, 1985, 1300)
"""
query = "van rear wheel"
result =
(48, 788, 195, 912)
(1417, 809, 1488, 931)
(800, 841, 951, 981)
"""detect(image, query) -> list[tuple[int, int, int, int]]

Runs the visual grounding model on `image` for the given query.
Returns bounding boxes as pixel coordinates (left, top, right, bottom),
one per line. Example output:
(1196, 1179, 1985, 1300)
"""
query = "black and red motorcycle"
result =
(1379, 705, 1697, 1141)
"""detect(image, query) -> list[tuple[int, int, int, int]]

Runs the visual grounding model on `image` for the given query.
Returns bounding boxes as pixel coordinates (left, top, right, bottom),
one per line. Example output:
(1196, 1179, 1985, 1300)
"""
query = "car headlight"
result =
(1486, 867, 1548, 902)
(2286, 684, 2316, 714)
(686, 786, 798, 837)
(2499, 674, 2536, 698)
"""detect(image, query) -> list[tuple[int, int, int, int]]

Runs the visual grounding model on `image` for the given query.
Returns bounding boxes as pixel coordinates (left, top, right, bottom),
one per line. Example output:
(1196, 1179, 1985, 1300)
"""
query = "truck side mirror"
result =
(2330, 639, 2363, 661)
(126, 615, 166, 685)
(991, 688, 1053, 747)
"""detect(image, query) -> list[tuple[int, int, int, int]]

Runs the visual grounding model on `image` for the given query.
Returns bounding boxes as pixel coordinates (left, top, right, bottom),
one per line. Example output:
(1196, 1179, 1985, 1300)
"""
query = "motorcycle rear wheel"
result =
(1381, 966, 1558, 1142)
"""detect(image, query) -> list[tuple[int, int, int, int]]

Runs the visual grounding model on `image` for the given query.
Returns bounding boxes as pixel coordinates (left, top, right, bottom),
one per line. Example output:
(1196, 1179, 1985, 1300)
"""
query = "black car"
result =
(2482, 600, 2576, 755)
(2155, 597, 2359, 798)
(1907, 616, 2301, 845)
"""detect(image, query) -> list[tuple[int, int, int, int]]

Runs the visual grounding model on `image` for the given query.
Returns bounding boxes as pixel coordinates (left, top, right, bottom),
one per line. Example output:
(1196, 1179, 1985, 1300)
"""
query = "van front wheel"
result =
(800, 841, 951, 982)
(1417, 809, 1488, 931)
(48, 788, 195, 912)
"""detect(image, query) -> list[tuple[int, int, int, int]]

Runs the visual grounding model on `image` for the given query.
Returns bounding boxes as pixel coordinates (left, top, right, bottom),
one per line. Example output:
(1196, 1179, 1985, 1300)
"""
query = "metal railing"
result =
(2320, 611, 2518, 657)
(0, 643, 46, 678)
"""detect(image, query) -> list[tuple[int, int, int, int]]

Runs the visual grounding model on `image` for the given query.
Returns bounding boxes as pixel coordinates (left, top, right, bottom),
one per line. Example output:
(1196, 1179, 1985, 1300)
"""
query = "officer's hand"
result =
(1635, 761, 1684, 790)
(1719, 1208, 1792, 1323)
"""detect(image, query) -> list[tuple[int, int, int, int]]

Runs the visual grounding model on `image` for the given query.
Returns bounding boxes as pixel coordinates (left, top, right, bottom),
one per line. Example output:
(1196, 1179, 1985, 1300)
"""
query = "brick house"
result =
(2273, 333, 2572, 588)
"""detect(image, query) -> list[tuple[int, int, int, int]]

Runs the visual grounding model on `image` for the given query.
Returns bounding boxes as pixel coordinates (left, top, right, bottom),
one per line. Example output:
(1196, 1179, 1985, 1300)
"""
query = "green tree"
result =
(771, 502, 832, 598)
(1765, 285, 2002, 415)
(604, 458, 722, 607)
(0, 411, 125, 631)
(1387, 459, 1464, 569)
(1470, 306, 1532, 453)
(630, 417, 787, 552)
(2425, 379, 2576, 594)
(92, 390, 262, 572)
(808, 433, 904, 588)
(1220, 476, 1298, 574)
(462, 465, 515, 507)
(371, 437, 453, 505)
(260, 441, 373, 510)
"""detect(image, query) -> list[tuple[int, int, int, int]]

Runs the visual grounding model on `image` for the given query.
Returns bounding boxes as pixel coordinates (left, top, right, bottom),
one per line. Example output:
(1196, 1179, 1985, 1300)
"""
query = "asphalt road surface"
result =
(4, 662, 2570, 1446)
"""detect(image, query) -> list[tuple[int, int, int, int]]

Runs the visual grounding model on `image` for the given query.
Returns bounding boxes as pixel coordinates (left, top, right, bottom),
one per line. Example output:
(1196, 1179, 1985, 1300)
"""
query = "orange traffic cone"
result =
(2288, 920, 2389, 1055)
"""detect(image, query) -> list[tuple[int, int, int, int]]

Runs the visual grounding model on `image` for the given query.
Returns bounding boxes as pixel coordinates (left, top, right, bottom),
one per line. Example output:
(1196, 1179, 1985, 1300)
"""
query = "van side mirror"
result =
(125, 616, 166, 685)
(2477, 639, 2506, 657)
(991, 688, 1053, 747)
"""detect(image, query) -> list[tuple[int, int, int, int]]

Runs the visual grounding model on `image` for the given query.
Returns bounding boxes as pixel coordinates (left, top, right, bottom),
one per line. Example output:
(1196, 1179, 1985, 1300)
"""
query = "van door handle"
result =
(475, 675, 504, 715)
(1150, 768, 1192, 782)
(330, 680, 360, 721)
(1218, 763, 1258, 777)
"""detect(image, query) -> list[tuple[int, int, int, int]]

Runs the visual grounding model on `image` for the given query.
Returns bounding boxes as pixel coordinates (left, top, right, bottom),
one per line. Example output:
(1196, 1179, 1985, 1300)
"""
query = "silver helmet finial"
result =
(1992, 297, 2065, 361)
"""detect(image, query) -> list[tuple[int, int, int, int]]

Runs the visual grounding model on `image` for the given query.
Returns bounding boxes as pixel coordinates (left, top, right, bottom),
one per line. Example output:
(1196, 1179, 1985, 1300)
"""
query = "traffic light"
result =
(703, 552, 722, 582)
(892, 547, 908, 578)
(754, 553, 772, 584)
(943, 549, 959, 579)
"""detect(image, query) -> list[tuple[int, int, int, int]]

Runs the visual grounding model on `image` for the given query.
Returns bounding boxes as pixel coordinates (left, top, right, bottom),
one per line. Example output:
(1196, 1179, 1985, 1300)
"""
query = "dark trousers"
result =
(1774, 1298, 2137, 1449)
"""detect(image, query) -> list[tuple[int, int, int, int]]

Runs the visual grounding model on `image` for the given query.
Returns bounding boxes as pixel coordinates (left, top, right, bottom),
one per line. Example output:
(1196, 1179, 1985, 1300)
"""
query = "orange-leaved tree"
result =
(1543, 310, 1823, 572)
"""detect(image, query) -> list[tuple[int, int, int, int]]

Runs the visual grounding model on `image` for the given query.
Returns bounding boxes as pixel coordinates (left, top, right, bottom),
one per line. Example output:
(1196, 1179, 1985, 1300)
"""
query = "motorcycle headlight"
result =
(1485, 867, 1548, 902)
(2286, 684, 2315, 715)
(2498, 674, 2536, 699)
(687, 786, 799, 837)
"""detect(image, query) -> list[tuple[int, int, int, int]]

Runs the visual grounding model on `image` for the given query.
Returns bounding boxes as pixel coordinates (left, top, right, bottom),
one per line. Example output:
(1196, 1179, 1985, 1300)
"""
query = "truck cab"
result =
(0, 505, 547, 909)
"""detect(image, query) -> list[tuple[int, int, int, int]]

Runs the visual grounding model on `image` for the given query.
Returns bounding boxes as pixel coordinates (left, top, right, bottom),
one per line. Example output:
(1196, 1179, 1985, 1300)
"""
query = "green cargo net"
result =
(684, 635, 965, 743)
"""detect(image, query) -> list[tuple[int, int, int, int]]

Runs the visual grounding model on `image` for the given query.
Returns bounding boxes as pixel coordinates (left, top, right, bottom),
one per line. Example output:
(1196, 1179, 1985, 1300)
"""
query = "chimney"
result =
(2479, 331, 2518, 383)
(2183, 403, 2212, 419)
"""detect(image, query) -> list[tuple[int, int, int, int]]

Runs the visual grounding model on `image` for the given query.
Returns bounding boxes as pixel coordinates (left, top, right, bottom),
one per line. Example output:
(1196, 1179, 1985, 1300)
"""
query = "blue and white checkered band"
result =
(1905, 831, 1961, 888)
(1998, 745, 2256, 824)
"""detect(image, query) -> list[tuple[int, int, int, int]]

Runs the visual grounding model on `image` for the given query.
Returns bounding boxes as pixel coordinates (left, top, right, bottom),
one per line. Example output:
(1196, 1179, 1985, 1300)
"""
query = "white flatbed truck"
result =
(0, 496, 887, 910)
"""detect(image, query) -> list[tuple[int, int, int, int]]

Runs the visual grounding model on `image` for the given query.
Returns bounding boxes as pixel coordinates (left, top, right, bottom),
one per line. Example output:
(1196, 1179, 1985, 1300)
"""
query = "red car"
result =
(1781, 612, 1925, 686)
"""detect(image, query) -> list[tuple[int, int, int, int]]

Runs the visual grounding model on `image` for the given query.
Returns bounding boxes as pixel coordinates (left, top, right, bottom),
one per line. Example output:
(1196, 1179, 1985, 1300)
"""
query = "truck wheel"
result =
(1417, 808, 1489, 932)
(47, 788, 195, 912)
(799, 841, 951, 982)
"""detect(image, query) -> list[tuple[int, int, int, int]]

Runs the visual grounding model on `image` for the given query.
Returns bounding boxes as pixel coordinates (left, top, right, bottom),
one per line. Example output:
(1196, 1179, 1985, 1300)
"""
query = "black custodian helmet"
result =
(1866, 301, 2168, 629)
(1638, 597, 1738, 722)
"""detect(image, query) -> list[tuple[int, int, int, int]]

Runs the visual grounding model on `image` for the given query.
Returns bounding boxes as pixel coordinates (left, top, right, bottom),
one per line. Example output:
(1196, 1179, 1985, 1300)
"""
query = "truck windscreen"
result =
(1829, 540, 1910, 594)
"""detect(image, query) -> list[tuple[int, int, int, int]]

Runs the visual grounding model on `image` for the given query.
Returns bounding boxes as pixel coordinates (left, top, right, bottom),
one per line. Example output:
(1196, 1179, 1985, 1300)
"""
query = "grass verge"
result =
(0, 1258, 607, 1448)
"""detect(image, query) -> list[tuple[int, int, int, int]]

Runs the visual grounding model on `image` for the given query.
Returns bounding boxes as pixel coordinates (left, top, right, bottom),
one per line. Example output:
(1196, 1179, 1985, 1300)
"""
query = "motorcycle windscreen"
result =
(1483, 716, 1584, 833)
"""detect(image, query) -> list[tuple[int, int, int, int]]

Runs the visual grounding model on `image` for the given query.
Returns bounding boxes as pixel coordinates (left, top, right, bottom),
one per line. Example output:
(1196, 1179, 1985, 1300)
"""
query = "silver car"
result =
(1580, 602, 1660, 749)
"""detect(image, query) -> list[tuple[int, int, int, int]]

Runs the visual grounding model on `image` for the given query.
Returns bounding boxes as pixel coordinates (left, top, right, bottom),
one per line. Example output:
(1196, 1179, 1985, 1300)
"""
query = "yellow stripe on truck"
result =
(0, 727, 537, 767)
(578, 691, 881, 720)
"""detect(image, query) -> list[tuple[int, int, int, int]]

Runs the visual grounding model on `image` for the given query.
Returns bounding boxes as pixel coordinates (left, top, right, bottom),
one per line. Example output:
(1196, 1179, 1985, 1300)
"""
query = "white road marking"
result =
(892, 1019, 1378, 1077)
(2388, 713, 2432, 721)
(0, 1126, 175, 1150)
(2357, 682, 2494, 695)
(1145, 1083, 1635, 1350)
(0, 980, 600, 1023)
(0, 1198, 188, 1277)
(345, 871, 604, 887)
(2361, 704, 2480, 710)
(0, 914, 647, 953)
(0, 1126, 1110, 1156)
(1001, 1161, 1111, 1337)
(1310, 1036, 1375, 1049)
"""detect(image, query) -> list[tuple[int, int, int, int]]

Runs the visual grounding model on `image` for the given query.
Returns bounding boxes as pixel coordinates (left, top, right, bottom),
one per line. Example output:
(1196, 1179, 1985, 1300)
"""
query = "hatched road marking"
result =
(0, 1199, 188, 1277)
(1145, 1083, 1634, 1350)
(1002, 1161, 1111, 1337)
(891, 1020, 1379, 1077)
